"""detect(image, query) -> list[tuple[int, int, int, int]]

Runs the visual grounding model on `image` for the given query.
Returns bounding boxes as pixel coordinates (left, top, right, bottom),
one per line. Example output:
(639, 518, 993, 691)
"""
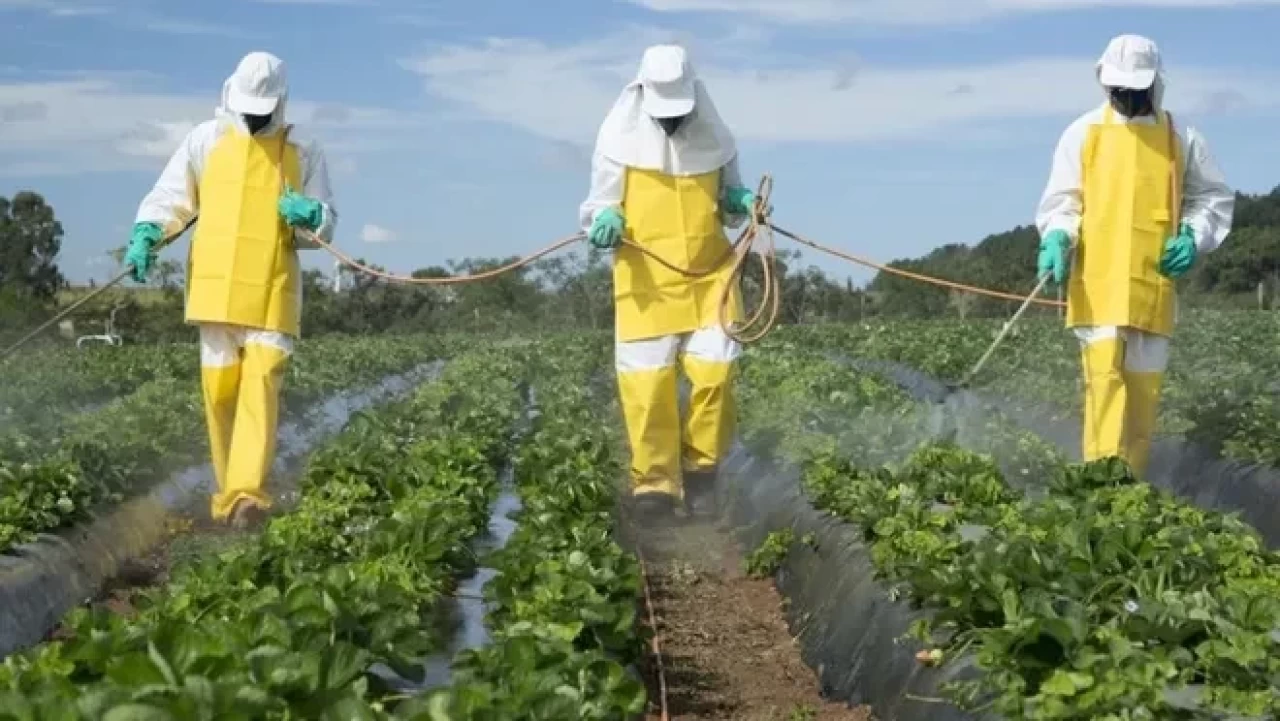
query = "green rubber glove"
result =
(1159, 224, 1197, 279)
(278, 185, 324, 230)
(723, 186, 756, 216)
(125, 222, 163, 283)
(589, 207, 624, 250)
(1037, 229, 1070, 284)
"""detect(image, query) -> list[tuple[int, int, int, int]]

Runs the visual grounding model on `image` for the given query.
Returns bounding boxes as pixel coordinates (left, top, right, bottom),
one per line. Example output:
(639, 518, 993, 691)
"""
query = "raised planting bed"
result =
(0, 346, 524, 717)
(0, 334, 448, 555)
(719, 445, 977, 721)
(403, 336, 648, 720)
(779, 311, 1280, 468)
(853, 356, 1280, 549)
(0, 344, 193, 430)
(0, 363, 437, 658)
(728, 340, 1280, 720)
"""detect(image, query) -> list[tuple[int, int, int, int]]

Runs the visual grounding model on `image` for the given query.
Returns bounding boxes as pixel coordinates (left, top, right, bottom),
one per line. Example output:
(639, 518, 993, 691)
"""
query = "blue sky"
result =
(3, 0, 1280, 287)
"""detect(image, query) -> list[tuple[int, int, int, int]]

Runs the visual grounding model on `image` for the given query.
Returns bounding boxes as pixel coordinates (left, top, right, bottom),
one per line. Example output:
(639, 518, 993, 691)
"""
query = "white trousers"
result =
(199, 323, 295, 367)
(615, 325, 741, 372)
(1073, 326, 1169, 373)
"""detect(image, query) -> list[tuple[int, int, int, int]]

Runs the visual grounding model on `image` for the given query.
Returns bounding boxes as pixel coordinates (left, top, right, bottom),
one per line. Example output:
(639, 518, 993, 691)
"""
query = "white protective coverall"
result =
(579, 44, 750, 503)
(1035, 35, 1233, 476)
(135, 51, 337, 521)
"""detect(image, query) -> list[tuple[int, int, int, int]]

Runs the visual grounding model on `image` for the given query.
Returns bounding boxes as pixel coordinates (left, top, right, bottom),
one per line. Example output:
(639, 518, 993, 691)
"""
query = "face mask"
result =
(656, 115, 688, 138)
(1108, 87, 1154, 118)
(243, 113, 273, 135)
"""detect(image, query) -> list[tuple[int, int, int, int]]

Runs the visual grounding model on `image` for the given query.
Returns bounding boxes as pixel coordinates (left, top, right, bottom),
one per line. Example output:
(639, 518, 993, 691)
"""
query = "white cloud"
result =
(1, 0, 263, 36)
(379, 13, 447, 27)
(332, 156, 359, 175)
(360, 223, 396, 243)
(626, 0, 1280, 26)
(48, 5, 109, 17)
(401, 31, 1280, 146)
(114, 120, 198, 158)
(0, 75, 421, 176)
(0, 0, 112, 17)
(253, 0, 377, 4)
(0, 100, 47, 122)
(538, 139, 592, 172)
(137, 17, 258, 38)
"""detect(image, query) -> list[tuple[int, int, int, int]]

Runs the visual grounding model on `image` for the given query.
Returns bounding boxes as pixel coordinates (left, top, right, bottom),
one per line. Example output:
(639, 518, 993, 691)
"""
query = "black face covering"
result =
(1107, 87, 1155, 118)
(656, 114, 688, 138)
(243, 113, 273, 135)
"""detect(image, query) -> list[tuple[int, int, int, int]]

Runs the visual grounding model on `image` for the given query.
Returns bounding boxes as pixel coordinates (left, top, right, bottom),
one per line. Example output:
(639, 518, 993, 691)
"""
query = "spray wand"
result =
(0, 227, 188, 363)
(945, 271, 1056, 395)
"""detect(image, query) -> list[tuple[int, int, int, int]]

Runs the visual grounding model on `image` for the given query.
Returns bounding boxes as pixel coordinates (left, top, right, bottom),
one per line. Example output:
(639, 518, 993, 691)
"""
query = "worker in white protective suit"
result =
(128, 51, 336, 528)
(579, 44, 760, 521)
(1035, 35, 1233, 478)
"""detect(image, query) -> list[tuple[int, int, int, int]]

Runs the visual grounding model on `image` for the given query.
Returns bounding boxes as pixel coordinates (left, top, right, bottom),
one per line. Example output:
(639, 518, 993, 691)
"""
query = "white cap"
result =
(1096, 34, 1161, 90)
(225, 51, 288, 116)
(637, 45, 696, 119)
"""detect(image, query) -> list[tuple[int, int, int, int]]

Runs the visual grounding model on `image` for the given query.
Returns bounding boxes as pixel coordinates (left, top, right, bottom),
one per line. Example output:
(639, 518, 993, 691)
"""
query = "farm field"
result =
(0, 338, 652, 719)
(0, 313, 1278, 719)
(783, 309, 1280, 466)
(0, 335, 447, 553)
(736, 332, 1280, 720)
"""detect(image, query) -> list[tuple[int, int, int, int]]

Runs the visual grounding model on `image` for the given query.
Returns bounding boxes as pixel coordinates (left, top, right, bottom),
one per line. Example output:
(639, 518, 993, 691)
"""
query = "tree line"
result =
(3, 186, 1280, 347)
(867, 186, 1280, 317)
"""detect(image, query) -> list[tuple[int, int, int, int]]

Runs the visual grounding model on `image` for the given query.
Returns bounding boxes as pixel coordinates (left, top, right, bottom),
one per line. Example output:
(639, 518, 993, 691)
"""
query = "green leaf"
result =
(102, 704, 175, 721)
(320, 643, 370, 690)
(146, 640, 178, 686)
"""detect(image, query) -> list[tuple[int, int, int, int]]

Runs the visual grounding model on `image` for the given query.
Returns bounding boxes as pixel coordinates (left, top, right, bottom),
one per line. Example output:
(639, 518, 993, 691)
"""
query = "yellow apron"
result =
(186, 125, 303, 337)
(615, 167, 744, 343)
(1067, 106, 1182, 336)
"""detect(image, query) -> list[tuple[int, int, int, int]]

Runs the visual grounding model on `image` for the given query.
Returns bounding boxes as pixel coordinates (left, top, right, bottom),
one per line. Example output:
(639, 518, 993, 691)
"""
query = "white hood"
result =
(593, 45, 737, 176)
(216, 51, 290, 135)
(1096, 34, 1166, 113)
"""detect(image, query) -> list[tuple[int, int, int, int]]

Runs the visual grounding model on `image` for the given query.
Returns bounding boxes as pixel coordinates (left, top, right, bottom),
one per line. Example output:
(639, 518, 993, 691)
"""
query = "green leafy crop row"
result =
(739, 339, 1280, 720)
(0, 344, 193, 430)
(779, 311, 1280, 467)
(0, 345, 523, 719)
(404, 336, 647, 720)
(0, 335, 446, 554)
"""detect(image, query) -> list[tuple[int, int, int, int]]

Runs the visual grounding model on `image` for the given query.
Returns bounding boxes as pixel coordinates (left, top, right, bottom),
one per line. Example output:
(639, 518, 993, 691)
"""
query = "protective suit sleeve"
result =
(719, 155, 748, 229)
(290, 133, 337, 250)
(1179, 126, 1234, 253)
(134, 122, 218, 240)
(579, 151, 626, 233)
(1035, 115, 1088, 242)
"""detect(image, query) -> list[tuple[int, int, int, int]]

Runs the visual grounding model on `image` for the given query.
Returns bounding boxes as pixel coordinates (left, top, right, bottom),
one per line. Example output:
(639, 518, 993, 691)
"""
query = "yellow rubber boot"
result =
(617, 366, 683, 500)
(201, 363, 241, 504)
(212, 343, 287, 520)
(1122, 370, 1164, 478)
(1081, 338, 1127, 463)
(681, 356, 736, 471)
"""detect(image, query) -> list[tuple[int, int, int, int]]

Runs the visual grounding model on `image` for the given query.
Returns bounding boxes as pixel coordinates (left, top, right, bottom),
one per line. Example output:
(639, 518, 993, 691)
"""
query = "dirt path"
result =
(626, 514, 871, 721)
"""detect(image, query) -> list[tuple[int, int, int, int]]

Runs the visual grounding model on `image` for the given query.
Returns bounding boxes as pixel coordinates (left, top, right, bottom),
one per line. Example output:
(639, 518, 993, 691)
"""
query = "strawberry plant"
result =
(745, 528, 797, 578)
(777, 311, 1280, 468)
(0, 344, 524, 718)
(416, 336, 646, 720)
(738, 343, 1280, 719)
(0, 334, 448, 554)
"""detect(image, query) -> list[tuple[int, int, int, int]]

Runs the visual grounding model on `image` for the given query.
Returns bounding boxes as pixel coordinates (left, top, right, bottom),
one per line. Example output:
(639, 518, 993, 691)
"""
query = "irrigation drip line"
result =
(636, 545, 671, 721)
